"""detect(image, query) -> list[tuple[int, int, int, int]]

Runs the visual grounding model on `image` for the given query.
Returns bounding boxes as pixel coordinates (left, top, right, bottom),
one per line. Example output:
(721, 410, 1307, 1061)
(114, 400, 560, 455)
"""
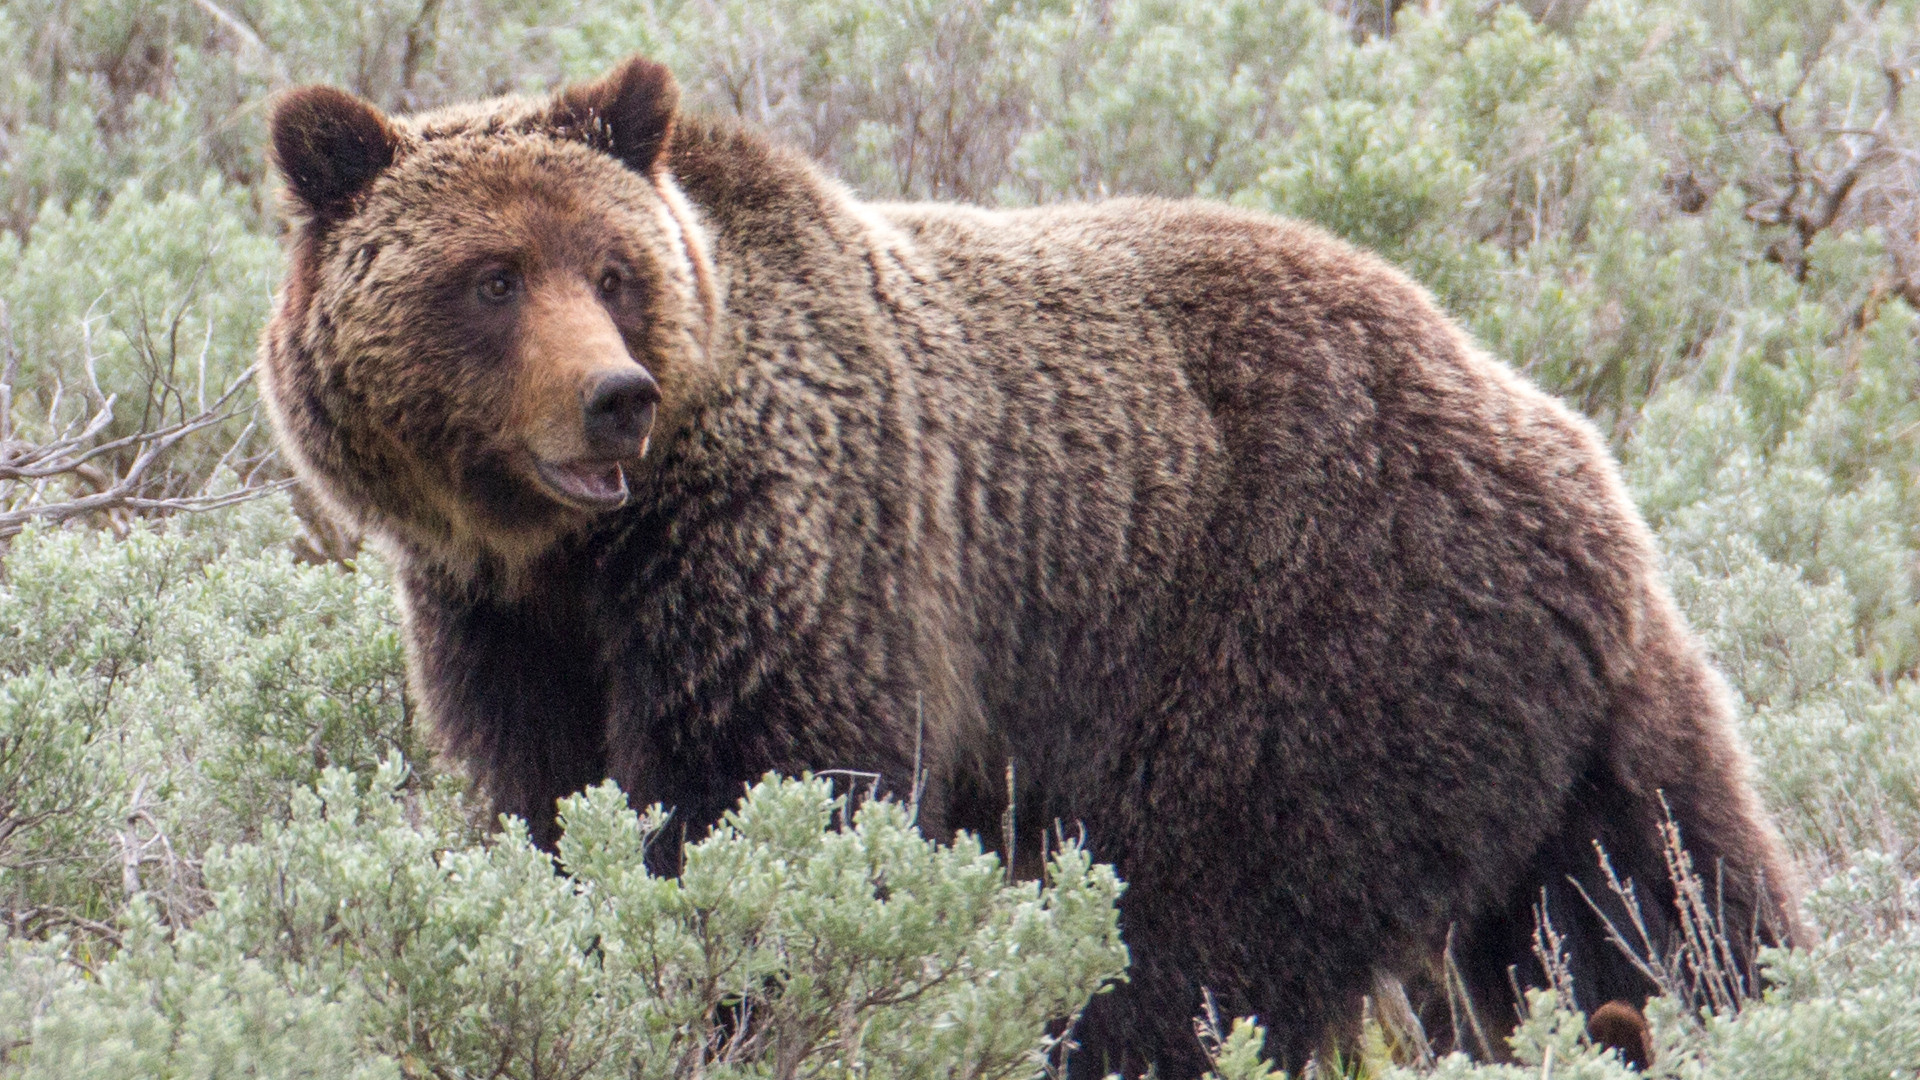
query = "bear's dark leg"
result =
(1059, 786, 1384, 1080)
(1451, 750, 1791, 1062)
(1448, 764, 1666, 1055)
(1069, 876, 1371, 1079)
(401, 570, 609, 852)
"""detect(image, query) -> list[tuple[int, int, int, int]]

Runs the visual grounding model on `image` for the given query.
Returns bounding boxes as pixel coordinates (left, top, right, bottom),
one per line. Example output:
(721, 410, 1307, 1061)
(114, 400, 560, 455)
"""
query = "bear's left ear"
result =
(550, 57, 680, 176)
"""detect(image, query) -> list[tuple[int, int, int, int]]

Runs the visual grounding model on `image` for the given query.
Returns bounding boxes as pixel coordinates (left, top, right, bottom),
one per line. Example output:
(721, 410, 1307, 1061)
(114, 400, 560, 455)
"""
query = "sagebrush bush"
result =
(5, 765, 1126, 1080)
(0, 499, 413, 932)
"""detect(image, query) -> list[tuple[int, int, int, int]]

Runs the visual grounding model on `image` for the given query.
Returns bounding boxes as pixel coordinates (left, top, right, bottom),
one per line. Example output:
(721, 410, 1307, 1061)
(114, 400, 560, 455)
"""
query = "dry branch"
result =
(0, 300, 292, 541)
(1714, 25, 1920, 298)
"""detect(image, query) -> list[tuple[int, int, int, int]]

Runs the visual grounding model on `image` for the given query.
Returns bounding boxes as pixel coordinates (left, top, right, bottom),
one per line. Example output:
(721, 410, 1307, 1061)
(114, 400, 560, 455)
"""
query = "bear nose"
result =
(582, 368, 660, 456)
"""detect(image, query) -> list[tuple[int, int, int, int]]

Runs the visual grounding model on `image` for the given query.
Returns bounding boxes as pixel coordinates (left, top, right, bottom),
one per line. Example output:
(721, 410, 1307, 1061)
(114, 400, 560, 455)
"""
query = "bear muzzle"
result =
(529, 367, 660, 511)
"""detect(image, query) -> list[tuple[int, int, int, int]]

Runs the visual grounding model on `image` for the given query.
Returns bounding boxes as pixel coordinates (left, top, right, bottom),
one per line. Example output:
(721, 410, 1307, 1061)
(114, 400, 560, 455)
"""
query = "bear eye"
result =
(597, 267, 623, 298)
(477, 269, 519, 304)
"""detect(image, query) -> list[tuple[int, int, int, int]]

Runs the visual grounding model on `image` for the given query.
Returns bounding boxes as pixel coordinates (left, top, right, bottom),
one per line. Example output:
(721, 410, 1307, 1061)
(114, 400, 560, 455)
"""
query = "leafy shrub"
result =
(0, 499, 412, 933)
(4, 765, 1126, 1079)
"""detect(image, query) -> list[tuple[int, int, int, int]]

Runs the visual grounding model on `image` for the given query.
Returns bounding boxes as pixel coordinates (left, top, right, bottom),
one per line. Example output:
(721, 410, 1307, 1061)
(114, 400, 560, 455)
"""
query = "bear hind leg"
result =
(1447, 757, 1792, 1064)
(1444, 766, 1671, 1059)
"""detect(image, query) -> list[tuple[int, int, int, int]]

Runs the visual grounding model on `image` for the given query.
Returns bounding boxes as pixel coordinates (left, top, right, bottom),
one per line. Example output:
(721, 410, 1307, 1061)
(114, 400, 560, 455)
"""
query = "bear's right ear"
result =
(270, 86, 397, 221)
(550, 57, 680, 176)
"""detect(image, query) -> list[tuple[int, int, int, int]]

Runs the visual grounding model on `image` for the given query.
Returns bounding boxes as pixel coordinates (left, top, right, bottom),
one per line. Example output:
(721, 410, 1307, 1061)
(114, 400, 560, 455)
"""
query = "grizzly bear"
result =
(260, 57, 1801, 1075)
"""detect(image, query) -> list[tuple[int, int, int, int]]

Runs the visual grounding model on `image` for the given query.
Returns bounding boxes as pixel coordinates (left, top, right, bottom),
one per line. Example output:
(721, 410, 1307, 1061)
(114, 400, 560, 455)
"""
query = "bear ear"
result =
(270, 86, 397, 221)
(550, 56, 679, 176)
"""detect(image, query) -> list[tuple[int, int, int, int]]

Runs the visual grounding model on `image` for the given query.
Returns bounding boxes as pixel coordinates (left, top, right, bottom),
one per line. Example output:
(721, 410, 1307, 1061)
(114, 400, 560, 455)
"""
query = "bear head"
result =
(260, 58, 720, 582)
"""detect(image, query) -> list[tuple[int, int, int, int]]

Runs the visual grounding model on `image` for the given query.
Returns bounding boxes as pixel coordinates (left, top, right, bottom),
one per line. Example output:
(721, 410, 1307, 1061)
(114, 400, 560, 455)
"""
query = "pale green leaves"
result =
(5, 766, 1124, 1079)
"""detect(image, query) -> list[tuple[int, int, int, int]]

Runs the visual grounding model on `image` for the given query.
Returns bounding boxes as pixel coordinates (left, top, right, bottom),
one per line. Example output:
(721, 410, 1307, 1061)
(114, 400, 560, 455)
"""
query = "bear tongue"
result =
(542, 459, 629, 508)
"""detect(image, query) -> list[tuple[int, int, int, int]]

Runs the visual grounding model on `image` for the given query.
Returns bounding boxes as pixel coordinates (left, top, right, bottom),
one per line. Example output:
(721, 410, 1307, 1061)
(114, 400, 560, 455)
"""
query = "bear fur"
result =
(260, 57, 1802, 1075)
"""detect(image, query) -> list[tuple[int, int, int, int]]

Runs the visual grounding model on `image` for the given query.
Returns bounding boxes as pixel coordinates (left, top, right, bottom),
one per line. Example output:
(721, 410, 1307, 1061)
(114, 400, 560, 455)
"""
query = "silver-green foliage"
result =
(0, 179, 281, 498)
(0, 499, 413, 931)
(6, 764, 1125, 1079)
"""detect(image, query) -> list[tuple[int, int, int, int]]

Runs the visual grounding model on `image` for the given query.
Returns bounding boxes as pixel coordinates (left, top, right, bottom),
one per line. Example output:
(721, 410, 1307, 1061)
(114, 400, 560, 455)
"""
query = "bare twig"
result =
(1001, 759, 1016, 886)
(1442, 923, 1496, 1059)
(1192, 987, 1231, 1066)
(192, 0, 289, 89)
(1714, 23, 1919, 286)
(0, 359, 290, 540)
(1571, 800, 1765, 1028)
(907, 691, 927, 827)
(1371, 970, 1436, 1068)
(1530, 889, 1579, 1013)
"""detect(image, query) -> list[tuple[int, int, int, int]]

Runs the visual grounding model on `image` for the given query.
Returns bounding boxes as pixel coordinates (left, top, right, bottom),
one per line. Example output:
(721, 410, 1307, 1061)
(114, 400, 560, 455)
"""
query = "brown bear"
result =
(260, 56, 1801, 1075)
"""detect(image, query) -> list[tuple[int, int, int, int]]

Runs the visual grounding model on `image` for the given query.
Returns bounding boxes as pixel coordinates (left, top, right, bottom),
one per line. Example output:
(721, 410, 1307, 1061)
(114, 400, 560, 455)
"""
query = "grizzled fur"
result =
(261, 58, 1801, 1075)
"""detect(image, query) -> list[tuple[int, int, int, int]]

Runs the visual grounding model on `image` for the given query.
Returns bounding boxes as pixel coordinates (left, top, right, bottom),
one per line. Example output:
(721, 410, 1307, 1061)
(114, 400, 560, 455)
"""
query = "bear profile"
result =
(260, 56, 1801, 1075)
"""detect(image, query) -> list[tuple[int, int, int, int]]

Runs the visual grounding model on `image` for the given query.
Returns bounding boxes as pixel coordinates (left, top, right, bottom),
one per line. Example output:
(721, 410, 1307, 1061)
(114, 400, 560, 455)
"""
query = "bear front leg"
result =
(399, 569, 610, 851)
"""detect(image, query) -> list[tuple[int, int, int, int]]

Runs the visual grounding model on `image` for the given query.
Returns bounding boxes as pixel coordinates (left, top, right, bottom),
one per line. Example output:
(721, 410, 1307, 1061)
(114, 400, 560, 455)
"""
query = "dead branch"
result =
(1571, 801, 1765, 1027)
(0, 321, 292, 540)
(192, 0, 289, 90)
(1716, 26, 1920, 286)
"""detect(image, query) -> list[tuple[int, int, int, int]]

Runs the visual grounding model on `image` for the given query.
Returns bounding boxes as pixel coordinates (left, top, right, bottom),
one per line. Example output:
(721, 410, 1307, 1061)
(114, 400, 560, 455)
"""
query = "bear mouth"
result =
(534, 457, 630, 510)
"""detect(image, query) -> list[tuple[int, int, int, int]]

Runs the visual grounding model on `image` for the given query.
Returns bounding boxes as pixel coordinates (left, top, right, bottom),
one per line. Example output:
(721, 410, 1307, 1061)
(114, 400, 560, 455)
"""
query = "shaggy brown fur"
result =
(1588, 1001, 1654, 1069)
(260, 57, 1801, 1076)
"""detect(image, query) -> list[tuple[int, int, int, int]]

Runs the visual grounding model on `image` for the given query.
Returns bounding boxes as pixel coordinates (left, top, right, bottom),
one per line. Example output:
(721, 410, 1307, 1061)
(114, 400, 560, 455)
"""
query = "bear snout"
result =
(582, 368, 660, 459)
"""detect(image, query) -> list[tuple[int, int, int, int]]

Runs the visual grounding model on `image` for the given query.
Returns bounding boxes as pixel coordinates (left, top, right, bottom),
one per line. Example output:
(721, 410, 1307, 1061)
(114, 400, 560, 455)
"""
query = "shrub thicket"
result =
(5, 0, 1920, 1075)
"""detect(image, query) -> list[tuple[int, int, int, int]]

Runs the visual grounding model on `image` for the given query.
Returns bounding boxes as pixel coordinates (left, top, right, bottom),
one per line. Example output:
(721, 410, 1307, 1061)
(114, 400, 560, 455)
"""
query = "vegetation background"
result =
(3, 0, 1920, 1075)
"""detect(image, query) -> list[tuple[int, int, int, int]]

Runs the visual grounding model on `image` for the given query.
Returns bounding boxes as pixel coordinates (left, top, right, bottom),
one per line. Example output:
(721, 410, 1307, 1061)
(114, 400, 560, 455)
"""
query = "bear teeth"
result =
(538, 459, 630, 509)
